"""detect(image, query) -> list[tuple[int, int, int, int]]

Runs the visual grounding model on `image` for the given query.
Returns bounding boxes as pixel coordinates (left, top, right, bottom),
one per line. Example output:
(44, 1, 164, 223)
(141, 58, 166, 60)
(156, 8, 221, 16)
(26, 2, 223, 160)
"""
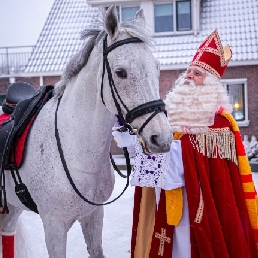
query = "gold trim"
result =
(191, 60, 221, 78)
(155, 228, 171, 256)
(194, 187, 204, 223)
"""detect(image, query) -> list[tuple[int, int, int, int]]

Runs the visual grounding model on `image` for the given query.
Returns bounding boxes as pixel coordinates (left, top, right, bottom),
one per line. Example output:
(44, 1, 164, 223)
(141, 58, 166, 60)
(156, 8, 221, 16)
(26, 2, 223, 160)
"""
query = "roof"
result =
(25, 0, 258, 73)
(26, 0, 99, 73)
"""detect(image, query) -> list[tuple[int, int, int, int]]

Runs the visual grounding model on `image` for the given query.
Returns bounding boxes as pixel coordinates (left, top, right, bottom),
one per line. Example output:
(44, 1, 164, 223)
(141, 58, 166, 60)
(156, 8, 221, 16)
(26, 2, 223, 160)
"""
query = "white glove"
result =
(112, 127, 137, 148)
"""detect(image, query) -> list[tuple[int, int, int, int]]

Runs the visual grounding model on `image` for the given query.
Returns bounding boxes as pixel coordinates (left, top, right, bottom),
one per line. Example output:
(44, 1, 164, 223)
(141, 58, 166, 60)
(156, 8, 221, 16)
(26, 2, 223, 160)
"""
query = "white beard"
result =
(165, 72, 233, 134)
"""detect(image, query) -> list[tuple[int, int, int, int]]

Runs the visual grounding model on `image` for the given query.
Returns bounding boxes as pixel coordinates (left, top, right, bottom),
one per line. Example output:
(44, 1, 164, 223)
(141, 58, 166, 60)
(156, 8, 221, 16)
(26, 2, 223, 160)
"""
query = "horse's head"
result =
(100, 6, 172, 154)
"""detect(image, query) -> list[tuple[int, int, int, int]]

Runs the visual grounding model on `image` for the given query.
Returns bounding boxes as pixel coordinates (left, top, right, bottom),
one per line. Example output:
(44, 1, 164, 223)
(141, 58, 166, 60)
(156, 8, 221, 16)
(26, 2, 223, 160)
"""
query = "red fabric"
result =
(0, 112, 34, 168)
(245, 192, 257, 199)
(0, 113, 11, 128)
(131, 115, 258, 258)
(242, 174, 254, 183)
(255, 229, 258, 243)
(181, 115, 258, 258)
(149, 190, 174, 257)
(9, 116, 35, 167)
(2, 235, 14, 258)
(130, 186, 142, 258)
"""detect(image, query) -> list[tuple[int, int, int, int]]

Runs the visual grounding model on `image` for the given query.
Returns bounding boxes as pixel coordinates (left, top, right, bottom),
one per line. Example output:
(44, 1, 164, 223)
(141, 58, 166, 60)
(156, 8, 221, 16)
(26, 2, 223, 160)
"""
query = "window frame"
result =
(176, 0, 192, 31)
(221, 78, 249, 127)
(153, 0, 193, 36)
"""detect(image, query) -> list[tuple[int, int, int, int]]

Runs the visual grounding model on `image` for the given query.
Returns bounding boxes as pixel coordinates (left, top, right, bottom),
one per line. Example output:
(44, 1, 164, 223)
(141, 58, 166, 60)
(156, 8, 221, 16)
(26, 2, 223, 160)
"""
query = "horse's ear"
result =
(105, 5, 119, 40)
(135, 9, 146, 28)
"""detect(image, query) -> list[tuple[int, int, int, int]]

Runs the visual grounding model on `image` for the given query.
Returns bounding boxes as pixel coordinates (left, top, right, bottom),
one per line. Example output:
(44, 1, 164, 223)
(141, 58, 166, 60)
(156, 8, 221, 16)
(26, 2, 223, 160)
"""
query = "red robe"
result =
(131, 115, 258, 258)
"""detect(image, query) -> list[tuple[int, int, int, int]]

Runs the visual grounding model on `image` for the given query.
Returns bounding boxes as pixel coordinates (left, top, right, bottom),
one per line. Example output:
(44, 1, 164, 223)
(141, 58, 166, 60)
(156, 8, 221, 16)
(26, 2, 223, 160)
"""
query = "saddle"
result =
(2, 81, 38, 114)
(0, 82, 54, 214)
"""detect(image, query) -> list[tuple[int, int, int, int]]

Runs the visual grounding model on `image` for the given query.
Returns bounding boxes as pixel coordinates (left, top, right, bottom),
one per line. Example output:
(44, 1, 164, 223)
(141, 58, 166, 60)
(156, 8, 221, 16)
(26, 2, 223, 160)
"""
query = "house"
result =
(0, 0, 257, 154)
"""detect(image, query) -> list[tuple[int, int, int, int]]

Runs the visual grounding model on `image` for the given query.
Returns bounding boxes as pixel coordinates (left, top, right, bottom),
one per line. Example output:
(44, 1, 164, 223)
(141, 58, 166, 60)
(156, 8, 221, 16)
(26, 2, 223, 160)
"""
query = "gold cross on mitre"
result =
(155, 228, 171, 256)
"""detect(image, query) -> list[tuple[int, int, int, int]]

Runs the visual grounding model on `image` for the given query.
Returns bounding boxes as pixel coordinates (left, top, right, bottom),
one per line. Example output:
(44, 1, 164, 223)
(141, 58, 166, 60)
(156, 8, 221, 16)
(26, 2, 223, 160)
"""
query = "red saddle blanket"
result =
(0, 113, 34, 168)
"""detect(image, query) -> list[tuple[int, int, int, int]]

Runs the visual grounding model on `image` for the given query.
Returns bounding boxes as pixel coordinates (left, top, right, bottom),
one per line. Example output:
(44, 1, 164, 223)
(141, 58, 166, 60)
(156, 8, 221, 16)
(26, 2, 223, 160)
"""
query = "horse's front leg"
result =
(1, 202, 23, 233)
(79, 206, 105, 258)
(41, 213, 72, 258)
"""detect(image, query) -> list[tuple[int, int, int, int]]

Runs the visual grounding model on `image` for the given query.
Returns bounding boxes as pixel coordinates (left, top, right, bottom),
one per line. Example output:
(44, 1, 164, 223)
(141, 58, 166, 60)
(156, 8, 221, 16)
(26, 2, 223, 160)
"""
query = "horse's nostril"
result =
(151, 135, 158, 146)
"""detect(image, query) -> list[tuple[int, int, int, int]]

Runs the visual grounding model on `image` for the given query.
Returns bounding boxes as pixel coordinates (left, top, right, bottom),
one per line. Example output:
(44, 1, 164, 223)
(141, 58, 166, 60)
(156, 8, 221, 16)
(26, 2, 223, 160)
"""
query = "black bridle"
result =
(101, 34, 166, 136)
(55, 34, 167, 206)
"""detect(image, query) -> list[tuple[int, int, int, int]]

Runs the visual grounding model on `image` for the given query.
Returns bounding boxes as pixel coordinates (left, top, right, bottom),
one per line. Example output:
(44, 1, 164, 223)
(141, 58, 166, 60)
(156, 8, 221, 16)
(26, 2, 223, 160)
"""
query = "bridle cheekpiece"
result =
(100, 34, 167, 154)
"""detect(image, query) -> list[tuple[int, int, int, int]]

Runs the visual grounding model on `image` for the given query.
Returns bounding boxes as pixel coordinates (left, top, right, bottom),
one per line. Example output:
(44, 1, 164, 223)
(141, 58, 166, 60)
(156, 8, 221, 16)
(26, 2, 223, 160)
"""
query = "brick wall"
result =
(14, 77, 40, 89)
(43, 76, 60, 86)
(159, 69, 185, 98)
(222, 65, 258, 139)
(0, 76, 61, 90)
(0, 78, 10, 93)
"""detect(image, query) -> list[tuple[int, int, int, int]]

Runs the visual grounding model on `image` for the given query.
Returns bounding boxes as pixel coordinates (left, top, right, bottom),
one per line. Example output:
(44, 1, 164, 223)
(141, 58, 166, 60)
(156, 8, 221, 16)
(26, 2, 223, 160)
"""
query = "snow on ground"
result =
(13, 172, 134, 258)
(2, 171, 258, 257)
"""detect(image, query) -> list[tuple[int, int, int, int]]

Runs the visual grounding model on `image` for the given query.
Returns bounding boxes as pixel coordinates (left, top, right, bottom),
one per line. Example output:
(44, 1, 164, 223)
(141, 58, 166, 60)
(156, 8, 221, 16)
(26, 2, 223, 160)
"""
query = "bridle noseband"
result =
(101, 34, 167, 139)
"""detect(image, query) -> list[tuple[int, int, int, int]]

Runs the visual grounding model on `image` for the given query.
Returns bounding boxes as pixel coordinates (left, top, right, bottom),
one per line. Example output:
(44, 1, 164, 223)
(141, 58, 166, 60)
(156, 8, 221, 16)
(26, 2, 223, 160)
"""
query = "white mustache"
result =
(184, 79, 195, 84)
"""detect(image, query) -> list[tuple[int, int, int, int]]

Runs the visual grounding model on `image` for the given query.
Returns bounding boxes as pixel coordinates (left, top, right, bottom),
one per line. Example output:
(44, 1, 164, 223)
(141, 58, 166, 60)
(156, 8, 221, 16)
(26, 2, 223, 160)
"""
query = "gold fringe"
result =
(189, 127, 238, 165)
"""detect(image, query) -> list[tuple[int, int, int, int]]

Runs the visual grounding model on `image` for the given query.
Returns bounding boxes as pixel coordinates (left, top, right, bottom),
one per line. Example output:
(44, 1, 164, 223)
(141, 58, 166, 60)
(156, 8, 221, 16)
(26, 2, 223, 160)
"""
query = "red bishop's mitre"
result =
(190, 30, 232, 78)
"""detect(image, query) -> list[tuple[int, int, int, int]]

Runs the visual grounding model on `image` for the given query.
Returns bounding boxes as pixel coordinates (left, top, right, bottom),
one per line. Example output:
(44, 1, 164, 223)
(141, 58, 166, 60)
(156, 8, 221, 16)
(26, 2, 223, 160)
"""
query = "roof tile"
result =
(25, 0, 258, 73)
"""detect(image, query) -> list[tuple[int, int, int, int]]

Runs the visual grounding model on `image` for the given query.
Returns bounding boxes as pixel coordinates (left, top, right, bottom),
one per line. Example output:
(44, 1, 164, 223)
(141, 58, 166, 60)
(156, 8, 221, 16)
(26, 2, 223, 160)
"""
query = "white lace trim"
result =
(130, 141, 170, 188)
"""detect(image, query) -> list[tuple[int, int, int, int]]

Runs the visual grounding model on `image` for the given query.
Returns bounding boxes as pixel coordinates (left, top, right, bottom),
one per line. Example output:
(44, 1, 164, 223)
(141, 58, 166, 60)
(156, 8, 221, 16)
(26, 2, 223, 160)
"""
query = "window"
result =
(0, 94, 5, 106)
(105, 5, 140, 22)
(154, 4, 173, 33)
(228, 83, 245, 121)
(221, 79, 249, 127)
(176, 1, 191, 31)
(122, 6, 140, 21)
(154, 0, 192, 33)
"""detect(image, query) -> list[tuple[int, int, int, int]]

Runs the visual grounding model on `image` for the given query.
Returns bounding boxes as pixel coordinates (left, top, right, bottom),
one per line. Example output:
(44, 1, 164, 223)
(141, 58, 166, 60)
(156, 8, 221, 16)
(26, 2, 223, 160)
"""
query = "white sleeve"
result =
(112, 129, 137, 148)
(162, 140, 185, 190)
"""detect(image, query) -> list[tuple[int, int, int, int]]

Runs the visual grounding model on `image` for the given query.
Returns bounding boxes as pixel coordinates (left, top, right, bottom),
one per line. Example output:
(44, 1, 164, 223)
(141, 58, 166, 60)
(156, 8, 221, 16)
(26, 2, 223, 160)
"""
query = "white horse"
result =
(2, 6, 172, 258)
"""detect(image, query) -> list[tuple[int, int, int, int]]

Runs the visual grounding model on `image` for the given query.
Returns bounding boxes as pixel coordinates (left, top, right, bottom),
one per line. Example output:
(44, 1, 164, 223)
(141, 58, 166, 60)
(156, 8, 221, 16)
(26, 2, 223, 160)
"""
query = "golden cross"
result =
(155, 228, 171, 256)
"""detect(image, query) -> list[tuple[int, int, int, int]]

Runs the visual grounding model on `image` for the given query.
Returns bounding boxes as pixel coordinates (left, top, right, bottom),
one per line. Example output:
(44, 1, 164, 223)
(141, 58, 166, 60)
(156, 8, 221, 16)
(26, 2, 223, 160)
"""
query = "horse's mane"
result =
(54, 18, 153, 97)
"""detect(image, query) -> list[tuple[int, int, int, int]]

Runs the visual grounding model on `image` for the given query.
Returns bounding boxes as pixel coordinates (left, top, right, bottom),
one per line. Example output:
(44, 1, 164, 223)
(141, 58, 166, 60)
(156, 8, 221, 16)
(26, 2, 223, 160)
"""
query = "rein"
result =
(55, 97, 131, 206)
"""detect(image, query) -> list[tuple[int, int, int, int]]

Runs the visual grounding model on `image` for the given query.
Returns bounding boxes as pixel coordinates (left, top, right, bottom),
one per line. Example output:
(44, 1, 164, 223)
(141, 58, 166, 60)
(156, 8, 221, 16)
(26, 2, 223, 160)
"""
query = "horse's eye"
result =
(115, 69, 127, 78)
